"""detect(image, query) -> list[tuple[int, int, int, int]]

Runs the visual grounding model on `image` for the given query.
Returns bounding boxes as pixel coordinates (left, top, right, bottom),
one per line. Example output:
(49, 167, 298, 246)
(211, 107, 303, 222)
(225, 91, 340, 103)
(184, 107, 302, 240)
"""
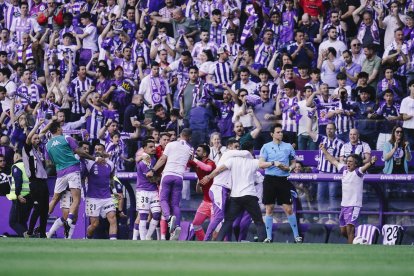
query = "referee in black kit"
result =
(259, 123, 302, 243)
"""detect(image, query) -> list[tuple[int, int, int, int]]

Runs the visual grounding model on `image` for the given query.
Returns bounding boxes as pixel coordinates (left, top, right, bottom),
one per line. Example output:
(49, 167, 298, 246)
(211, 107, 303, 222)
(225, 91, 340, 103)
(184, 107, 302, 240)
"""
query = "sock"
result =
(67, 213, 74, 226)
(288, 214, 299, 238)
(194, 225, 205, 241)
(132, 223, 140, 240)
(47, 217, 64, 238)
(109, 234, 117, 240)
(156, 227, 161, 240)
(139, 220, 148, 240)
(67, 224, 76, 239)
(265, 216, 273, 240)
(146, 219, 159, 240)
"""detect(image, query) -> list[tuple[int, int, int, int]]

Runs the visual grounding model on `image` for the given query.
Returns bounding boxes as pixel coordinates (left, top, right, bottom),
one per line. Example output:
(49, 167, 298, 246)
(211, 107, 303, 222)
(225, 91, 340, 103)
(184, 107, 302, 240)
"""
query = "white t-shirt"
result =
(400, 96, 414, 129)
(297, 99, 317, 136)
(338, 163, 364, 207)
(224, 157, 259, 197)
(318, 39, 347, 57)
(82, 23, 98, 51)
(1, 80, 16, 111)
(162, 140, 193, 177)
(231, 80, 257, 95)
(382, 14, 407, 50)
(212, 150, 251, 189)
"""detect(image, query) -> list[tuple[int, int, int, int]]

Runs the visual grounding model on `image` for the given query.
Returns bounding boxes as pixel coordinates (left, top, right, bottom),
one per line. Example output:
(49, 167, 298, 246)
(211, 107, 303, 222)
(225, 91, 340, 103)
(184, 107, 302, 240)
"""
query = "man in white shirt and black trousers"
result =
(201, 141, 274, 242)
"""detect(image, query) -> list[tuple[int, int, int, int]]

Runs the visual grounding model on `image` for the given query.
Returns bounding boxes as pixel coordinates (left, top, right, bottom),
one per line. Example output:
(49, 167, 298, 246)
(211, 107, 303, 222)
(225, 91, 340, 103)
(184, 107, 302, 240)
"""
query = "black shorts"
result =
(262, 175, 295, 206)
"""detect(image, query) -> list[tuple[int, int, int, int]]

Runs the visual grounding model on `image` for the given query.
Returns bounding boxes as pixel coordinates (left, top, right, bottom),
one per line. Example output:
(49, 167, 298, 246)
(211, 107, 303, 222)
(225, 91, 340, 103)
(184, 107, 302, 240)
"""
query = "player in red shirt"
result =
(188, 144, 216, 241)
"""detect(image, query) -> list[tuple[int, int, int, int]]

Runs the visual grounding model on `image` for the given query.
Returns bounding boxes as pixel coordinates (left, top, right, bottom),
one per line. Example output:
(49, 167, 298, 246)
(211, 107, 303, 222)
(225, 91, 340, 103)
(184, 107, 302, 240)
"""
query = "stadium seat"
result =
(355, 224, 379, 244)
(401, 226, 414, 245)
(327, 226, 348, 244)
(304, 224, 328, 243)
(381, 225, 404, 245)
(273, 223, 295, 243)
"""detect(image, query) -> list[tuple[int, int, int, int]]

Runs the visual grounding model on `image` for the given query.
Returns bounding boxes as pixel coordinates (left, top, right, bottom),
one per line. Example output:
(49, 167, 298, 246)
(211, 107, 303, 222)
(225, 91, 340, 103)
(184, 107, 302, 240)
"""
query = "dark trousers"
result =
(9, 195, 33, 236)
(28, 179, 49, 237)
(217, 195, 266, 242)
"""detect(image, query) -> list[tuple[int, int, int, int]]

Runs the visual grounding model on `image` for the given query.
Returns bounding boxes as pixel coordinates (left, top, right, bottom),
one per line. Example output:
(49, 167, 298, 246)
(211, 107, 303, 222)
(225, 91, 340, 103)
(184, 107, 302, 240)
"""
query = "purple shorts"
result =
(339, 206, 360, 227)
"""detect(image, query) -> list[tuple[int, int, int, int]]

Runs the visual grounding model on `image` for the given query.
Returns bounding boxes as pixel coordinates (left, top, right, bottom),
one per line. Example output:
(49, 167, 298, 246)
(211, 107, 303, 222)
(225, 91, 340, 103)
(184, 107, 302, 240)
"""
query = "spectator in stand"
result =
(318, 47, 344, 89)
(340, 128, 372, 164)
(318, 26, 347, 58)
(352, 71, 376, 102)
(306, 83, 337, 136)
(349, 39, 365, 66)
(252, 84, 277, 149)
(361, 43, 381, 89)
(297, 86, 318, 150)
(400, 80, 414, 149)
(231, 68, 257, 96)
(275, 81, 298, 146)
(327, 88, 356, 142)
(377, 67, 403, 103)
(383, 126, 412, 174)
(284, 30, 315, 67)
(354, 88, 377, 150)
(341, 50, 361, 89)
(373, 89, 402, 150)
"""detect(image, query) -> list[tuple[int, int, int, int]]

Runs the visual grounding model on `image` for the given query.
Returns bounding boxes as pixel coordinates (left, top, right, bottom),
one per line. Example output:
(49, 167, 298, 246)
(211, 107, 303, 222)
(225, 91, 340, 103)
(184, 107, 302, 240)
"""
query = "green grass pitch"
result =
(0, 239, 413, 275)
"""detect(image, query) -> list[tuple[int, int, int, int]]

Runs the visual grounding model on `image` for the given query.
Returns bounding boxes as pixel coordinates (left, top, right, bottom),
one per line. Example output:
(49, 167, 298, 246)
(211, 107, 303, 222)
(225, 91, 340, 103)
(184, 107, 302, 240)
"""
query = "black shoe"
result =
(63, 221, 70, 238)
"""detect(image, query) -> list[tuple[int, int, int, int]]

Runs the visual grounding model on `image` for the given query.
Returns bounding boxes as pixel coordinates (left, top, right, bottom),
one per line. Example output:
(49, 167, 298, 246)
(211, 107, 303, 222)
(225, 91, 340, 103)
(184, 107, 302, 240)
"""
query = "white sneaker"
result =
(170, 226, 181, 241)
(263, 238, 272, 243)
(168, 216, 176, 233)
(295, 236, 303, 243)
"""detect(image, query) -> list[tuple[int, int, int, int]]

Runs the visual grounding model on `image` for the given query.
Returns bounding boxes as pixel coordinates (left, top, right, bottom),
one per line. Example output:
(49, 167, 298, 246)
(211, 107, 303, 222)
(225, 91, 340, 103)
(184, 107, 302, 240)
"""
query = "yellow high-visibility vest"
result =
(6, 162, 30, 200)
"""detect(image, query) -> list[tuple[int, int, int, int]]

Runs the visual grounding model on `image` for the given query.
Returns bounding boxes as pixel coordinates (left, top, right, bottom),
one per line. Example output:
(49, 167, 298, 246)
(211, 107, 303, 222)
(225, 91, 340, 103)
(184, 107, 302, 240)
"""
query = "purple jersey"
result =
(215, 100, 234, 138)
(95, 79, 112, 96)
(122, 19, 137, 40)
(312, 97, 339, 126)
(136, 157, 158, 191)
(86, 106, 104, 140)
(86, 160, 115, 199)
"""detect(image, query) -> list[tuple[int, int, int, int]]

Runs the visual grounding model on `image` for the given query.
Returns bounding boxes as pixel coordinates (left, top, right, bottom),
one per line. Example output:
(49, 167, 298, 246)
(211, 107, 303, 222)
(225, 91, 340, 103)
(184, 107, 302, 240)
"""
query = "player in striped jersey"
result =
(320, 144, 377, 243)
(308, 122, 344, 223)
(68, 65, 94, 121)
(254, 29, 276, 68)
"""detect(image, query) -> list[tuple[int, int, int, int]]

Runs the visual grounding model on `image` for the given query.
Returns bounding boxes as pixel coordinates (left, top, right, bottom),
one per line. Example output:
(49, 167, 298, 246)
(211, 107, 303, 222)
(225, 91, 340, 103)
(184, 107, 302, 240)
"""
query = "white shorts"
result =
(86, 197, 116, 218)
(54, 171, 82, 194)
(60, 190, 72, 209)
(136, 190, 161, 214)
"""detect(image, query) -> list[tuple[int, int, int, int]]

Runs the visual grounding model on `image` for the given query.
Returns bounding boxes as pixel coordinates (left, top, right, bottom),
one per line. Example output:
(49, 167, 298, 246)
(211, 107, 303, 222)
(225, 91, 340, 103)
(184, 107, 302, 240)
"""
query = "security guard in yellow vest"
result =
(7, 152, 33, 237)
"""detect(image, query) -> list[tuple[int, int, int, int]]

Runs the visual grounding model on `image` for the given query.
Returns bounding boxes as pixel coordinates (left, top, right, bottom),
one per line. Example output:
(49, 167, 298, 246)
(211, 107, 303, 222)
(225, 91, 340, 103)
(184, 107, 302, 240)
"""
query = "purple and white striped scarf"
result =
(241, 4, 258, 45)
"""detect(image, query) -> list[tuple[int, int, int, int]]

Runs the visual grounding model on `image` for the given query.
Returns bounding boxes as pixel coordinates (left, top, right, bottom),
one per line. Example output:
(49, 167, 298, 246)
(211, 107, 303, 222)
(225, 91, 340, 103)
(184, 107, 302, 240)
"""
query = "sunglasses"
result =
(352, 43, 361, 46)
(395, 130, 403, 134)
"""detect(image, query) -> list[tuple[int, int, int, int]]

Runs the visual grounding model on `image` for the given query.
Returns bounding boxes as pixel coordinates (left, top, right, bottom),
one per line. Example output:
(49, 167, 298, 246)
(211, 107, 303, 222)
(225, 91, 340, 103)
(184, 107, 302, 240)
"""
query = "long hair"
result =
(389, 126, 406, 146)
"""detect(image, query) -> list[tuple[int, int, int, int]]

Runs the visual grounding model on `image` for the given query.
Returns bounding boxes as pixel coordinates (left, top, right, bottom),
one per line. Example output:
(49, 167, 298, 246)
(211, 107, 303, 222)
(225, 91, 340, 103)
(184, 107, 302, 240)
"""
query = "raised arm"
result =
(26, 118, 45, 145)
(319, 143, 340, 169)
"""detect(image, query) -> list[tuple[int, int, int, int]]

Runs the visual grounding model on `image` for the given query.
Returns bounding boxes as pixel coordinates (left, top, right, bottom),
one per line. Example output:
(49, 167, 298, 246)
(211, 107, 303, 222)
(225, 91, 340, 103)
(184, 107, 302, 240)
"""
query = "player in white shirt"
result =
(202, 138, 251, 241)
(146, 128, 194, 240)
(201, 141, 274, 242)
(320, 143, 377, 243)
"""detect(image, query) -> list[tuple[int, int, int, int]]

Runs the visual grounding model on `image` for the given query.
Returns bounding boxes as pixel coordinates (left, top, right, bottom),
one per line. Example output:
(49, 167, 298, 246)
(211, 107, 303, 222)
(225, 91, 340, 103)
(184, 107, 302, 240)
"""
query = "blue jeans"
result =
(317, 181, 340, 218)
(298, 134, 318, 150)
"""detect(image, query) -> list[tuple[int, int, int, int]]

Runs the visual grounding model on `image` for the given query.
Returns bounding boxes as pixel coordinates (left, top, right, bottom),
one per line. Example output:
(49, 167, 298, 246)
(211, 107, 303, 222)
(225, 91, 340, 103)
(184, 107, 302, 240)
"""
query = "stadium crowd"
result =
(0, 0, 413, 243)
